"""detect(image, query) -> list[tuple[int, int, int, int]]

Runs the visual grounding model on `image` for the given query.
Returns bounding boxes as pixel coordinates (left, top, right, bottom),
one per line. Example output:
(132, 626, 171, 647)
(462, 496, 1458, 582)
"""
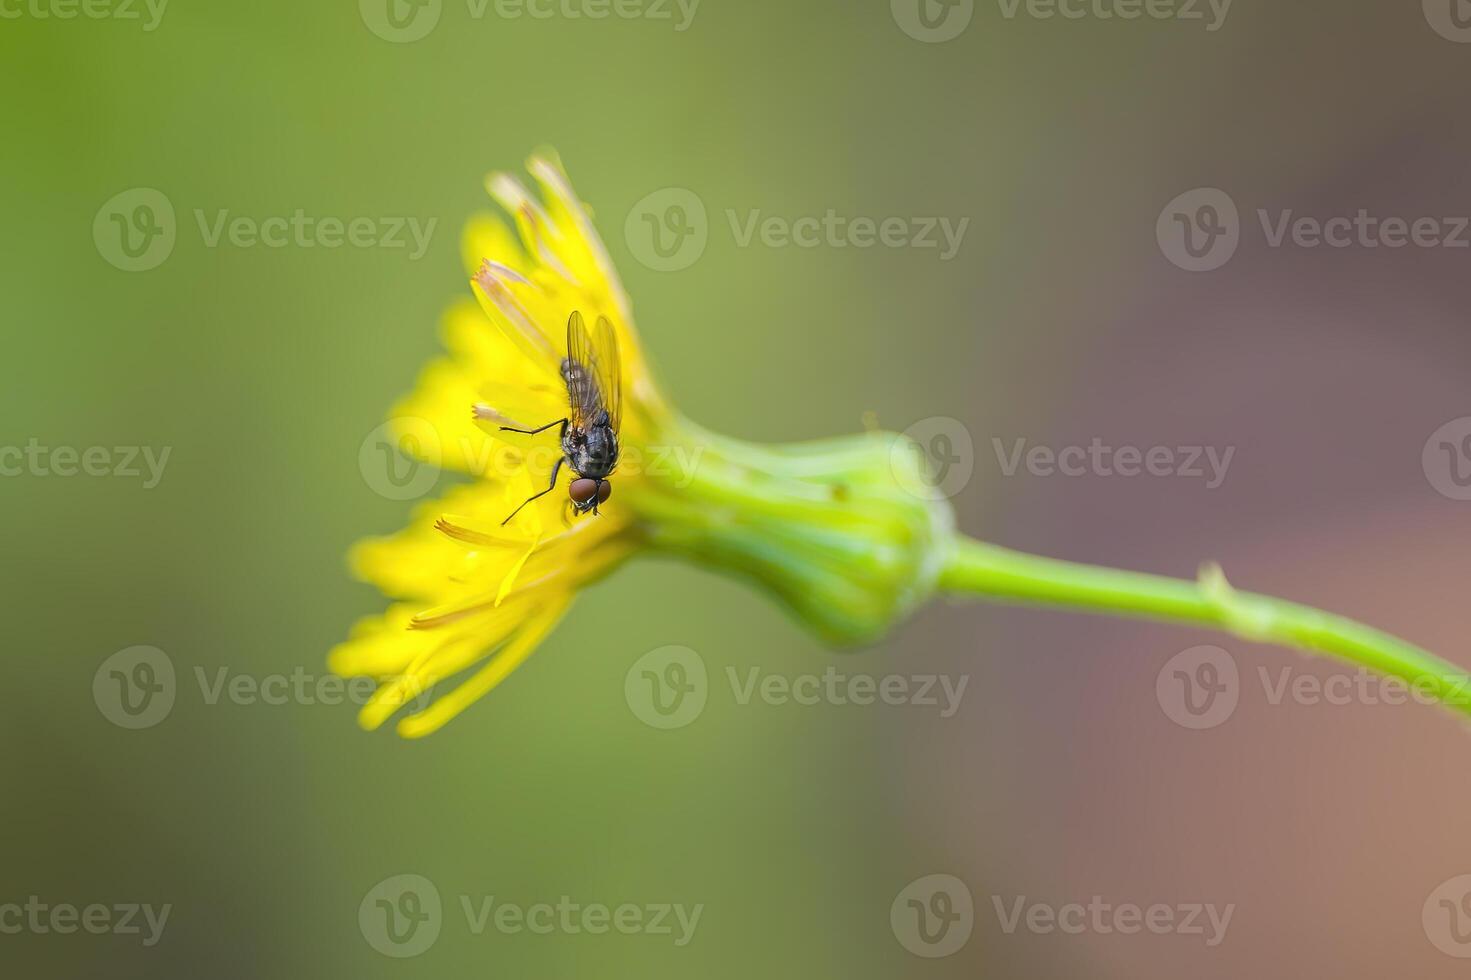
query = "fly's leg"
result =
(499, 418, 570, 524)
(501, 456, 565, 526)
(499, 418, 568, 438)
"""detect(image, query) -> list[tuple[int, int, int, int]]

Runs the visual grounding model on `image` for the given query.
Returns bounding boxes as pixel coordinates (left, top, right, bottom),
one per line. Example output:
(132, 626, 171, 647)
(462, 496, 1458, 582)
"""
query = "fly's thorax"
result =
(567, 422, 619, 479)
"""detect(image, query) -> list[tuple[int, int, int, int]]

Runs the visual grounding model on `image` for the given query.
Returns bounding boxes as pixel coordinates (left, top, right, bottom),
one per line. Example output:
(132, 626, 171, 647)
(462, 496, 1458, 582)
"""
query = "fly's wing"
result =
(593, 315, 622, 434)
(564, 311, 607, 429)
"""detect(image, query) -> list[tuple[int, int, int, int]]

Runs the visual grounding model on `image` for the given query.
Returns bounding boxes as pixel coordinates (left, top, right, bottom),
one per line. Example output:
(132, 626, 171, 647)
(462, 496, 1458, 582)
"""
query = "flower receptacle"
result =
(630, 418, 955, 646)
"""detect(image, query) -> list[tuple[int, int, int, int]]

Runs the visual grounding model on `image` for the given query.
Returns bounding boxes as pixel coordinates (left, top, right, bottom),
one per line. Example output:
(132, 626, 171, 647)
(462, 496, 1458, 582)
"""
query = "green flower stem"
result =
(940, 536, 1471, 714)
(630, 414, 1468, 717)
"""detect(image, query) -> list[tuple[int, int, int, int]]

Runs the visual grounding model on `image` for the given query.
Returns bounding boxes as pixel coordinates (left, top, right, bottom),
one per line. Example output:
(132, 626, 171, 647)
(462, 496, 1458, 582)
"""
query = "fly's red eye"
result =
(595, 480, 612, 504)
(569, 478, 598, 504)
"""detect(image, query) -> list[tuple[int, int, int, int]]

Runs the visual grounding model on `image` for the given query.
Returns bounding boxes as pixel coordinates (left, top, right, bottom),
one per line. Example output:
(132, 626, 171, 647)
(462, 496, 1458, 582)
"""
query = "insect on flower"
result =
(336, 153, 1471, 741)
(497, 310, 622, 524)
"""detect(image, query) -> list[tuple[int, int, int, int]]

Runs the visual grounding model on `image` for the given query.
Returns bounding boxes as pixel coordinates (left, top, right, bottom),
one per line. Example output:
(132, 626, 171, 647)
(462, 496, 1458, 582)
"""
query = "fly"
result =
(500, 310, 622, 525)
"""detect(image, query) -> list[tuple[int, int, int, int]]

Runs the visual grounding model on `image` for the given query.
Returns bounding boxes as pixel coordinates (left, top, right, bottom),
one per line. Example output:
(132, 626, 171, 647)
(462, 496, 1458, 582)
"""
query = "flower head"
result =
(332, 154, 953, 737)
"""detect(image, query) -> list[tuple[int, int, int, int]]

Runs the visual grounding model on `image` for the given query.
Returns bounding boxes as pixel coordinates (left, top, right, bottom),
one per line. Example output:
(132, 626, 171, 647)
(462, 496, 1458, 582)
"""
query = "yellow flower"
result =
(330, 156, 662, 737)
(332, 154, 951, 737)
(333, 152, 1471, 739)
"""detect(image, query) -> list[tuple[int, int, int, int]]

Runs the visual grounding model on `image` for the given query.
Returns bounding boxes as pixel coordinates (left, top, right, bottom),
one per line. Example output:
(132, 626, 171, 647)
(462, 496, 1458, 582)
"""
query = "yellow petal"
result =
(328, 604, 435, 678)
(388, 359, 498, 477)
(356, 621, 516, 732)
(496, 534, 541, 607)
(461, 212, 526, 279)
(395, 596, 572, 738)
(351, 482, 537, 599)
(471, 262, 561, 366)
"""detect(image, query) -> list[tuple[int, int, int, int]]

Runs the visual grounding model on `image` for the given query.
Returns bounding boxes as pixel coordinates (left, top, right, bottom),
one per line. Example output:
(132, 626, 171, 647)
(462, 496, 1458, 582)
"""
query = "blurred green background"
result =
(6, 1, 1471, 976)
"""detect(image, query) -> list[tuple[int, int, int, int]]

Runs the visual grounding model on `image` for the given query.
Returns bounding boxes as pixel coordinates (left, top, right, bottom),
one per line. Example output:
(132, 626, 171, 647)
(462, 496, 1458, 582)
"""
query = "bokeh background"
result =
(5, 0, 1471, 976)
